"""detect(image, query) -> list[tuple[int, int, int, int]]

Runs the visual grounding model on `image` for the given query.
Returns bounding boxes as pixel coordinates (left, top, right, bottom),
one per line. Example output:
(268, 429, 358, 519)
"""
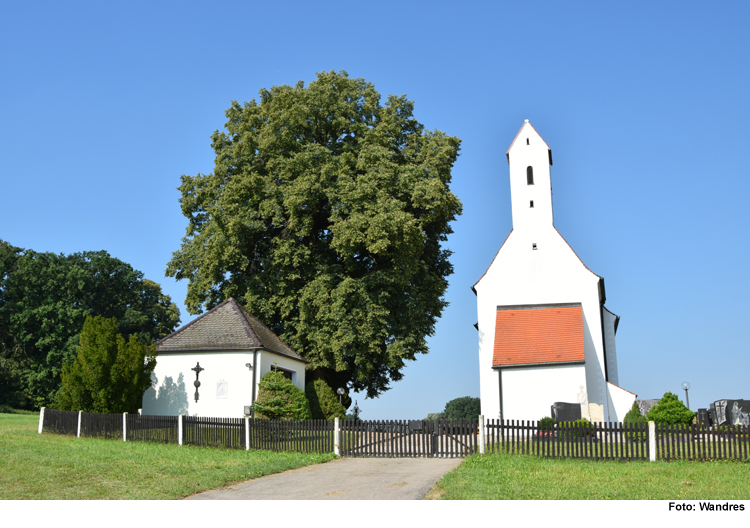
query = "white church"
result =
(473, 120, 635, 423)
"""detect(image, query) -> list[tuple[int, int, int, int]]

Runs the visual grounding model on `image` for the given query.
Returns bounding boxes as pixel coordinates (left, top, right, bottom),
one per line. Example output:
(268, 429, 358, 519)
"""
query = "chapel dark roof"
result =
(156, 298, 306, 363)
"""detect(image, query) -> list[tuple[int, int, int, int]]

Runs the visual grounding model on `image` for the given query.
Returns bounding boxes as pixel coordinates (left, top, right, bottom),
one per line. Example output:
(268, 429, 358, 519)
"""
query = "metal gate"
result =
(340, 419, 478, 458)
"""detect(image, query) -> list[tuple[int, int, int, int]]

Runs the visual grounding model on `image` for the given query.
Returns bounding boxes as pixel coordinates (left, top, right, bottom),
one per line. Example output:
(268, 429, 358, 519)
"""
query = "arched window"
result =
(527, 166, 534, 185)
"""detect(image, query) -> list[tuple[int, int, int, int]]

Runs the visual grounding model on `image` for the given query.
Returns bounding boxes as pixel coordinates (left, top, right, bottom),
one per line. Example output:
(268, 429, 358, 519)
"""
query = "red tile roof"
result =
(493, 304, 584, 367)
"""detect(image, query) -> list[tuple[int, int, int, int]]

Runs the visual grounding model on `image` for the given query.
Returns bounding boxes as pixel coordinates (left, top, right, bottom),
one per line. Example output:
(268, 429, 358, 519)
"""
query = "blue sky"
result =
(2, 1, 749, 420)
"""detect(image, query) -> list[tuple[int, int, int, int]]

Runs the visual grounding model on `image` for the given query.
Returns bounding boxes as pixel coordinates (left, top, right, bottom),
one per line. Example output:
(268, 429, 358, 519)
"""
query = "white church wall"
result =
(606, 382, 637, 423)
(500, 364, 587, 421)
(143, 350, 306, 418)
(144, 351, 255, 417)
(257, 352, 306, 391)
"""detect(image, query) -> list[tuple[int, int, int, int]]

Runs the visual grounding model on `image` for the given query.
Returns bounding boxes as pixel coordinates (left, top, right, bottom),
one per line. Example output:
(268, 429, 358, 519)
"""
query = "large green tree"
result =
(57, 316, 157, 413)
(167, 71, 462, 398)
(0, 240, 180, 408)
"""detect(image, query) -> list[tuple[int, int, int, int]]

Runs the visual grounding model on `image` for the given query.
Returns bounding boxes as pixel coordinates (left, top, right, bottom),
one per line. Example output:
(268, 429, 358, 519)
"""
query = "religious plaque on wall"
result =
(216, 380, 228, 399)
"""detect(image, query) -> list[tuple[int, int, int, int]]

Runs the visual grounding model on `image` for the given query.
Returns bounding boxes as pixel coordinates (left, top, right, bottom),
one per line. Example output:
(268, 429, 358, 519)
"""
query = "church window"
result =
(530, 200, 534, 208)
(532, 243, 537, 250)
(527, 166, 534, 185)
(526, 138, 529, 145)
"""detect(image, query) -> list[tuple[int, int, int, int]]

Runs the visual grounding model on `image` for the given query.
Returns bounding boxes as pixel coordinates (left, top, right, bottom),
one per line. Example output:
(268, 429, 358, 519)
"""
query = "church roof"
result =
(506, 120, 553, 165)
(492, 304, 585, 368)
(156, 298, 307, 363)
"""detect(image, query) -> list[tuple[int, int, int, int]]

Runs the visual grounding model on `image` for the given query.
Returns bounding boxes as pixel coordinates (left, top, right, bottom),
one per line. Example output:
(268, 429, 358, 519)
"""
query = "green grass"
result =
(426, 451, 750, 500)
(0, 413, 336, 499)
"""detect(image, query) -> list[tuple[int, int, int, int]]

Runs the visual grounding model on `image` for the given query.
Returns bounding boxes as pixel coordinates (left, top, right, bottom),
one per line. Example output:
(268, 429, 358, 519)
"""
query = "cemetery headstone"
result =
(551, 402, 582, 422)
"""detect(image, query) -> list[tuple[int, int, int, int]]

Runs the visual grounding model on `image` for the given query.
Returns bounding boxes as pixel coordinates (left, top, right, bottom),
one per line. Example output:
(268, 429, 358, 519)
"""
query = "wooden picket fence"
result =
(38, 409, 750, 462)
(485, 419, 649, 461)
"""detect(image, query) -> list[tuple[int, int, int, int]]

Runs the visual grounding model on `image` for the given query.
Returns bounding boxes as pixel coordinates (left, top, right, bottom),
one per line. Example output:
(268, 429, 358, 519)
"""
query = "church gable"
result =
(492, 304, 585, 368)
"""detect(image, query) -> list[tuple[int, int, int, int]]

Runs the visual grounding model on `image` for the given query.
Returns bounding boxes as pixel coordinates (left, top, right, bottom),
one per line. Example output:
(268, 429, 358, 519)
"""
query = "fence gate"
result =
(340, 419, 478, 458)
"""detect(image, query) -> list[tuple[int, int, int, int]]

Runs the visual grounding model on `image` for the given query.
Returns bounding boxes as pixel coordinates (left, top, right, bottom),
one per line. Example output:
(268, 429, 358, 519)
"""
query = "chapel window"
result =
(527, 166, 534, 185)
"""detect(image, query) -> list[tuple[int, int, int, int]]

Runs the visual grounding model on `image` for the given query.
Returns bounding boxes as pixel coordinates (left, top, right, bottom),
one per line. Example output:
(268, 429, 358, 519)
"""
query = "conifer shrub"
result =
(647, 392, 695, 425)
(623, 401, 648, 441)
(253, 370, 311, 420)
(305, 379, 346, 420)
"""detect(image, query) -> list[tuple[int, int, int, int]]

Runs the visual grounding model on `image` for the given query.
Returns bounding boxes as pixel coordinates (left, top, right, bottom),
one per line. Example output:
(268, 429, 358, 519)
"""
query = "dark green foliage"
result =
(0, 240, 180, 408)
(253, 370, 312, 420)
(57, 316, 156, 413)
(647, 392, 695, 425)
(424, 412, 444, 420)
(166, 71, 462, 399)
(559, 418, 593, 439)
(442, 396, 481, 420)
(305, 379, 346, 420)
(623, 402, 648, 441)
(538, 417, 556, 430)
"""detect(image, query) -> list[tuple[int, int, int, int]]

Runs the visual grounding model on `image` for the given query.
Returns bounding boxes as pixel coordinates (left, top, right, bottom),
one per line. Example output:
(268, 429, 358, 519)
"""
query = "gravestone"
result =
(697, 408, 710, 426)
(636, 399, 659, 418)
(551, 402, 582, 422)
(588, 403, 604, 423)
(710, 400, 750, 426)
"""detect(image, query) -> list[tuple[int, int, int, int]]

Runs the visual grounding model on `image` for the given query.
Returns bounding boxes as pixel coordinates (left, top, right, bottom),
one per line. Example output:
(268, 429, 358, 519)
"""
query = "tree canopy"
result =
(166, 70, 462, 398)
(57, 316, 157, 413)
(442, 396, 481, 420)
(0, 240, 180, 408)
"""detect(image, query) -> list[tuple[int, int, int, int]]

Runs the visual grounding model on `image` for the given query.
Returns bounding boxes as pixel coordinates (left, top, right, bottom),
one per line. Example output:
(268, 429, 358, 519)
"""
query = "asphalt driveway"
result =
(185, 457, 463, 500)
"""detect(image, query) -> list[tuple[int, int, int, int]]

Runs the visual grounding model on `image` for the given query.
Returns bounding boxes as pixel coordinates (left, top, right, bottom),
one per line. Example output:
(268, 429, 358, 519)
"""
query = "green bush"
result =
(623, 401, 648, 441)
(558, 418, 593, 439)
(253, 370, 312, 420)
(647, 392, 695, 425)
(538, 417, 556, 430)
(305, 379, 346, 420)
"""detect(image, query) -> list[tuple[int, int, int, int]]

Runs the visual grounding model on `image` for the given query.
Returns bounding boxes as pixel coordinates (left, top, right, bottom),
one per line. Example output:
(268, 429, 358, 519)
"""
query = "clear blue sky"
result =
(3, 1, 749, 420)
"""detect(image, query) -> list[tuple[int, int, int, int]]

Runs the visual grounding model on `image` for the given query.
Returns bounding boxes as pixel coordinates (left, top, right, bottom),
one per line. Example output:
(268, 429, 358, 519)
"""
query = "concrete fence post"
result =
(123, 412, 127, 442)
(478, 415, 485, 455)
(38, 407, 45, 434)
(77, 410, 82, 438)
(334, 417, 340, 456)
(178, 414, 184, 446)
(245, 417, 250, 451)
(648, 421, 656, 462)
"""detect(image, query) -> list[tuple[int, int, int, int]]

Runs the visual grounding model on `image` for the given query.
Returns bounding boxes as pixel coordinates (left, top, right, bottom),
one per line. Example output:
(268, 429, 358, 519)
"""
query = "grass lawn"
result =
(426, 451, 750, 500)
(0, 413, 336, 500)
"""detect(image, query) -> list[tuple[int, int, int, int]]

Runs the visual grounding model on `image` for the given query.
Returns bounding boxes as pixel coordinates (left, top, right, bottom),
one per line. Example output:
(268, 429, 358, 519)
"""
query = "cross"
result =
(192, 362, 205, 377)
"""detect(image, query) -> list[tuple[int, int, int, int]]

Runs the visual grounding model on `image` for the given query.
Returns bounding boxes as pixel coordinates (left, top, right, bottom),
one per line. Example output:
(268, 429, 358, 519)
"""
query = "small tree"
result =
(305, 379, 346, 420)
(253, 370, 311, 420)
(57, 316, 156, 413)
(623, 401, 648, 441)
(647, 392, 695, 425)
(442, 396, 481, 420)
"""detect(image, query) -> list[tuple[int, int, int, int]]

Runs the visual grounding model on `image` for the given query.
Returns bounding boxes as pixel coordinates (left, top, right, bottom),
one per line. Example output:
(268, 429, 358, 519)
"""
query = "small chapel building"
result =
(142, 298, 307, 418)
(473, 120, 635, 423)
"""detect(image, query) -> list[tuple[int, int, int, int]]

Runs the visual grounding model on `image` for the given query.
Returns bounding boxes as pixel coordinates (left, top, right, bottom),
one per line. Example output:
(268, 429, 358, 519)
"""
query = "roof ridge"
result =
(156, 297, 234, 346)
(553, 227, 600, 279)
(472, 230, 513, 292)
(228, 298, 263, 347)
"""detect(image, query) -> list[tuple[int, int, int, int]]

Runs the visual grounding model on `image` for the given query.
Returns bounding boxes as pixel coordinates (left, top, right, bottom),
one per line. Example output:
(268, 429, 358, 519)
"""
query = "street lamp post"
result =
(681, 381, 691, 410)
(337, 387, 345, 405)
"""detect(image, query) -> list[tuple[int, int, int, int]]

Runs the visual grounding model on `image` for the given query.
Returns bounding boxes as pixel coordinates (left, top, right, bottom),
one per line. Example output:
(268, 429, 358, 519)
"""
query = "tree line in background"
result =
(425, 396, 482, 421)
(0, 240, 180, 410)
